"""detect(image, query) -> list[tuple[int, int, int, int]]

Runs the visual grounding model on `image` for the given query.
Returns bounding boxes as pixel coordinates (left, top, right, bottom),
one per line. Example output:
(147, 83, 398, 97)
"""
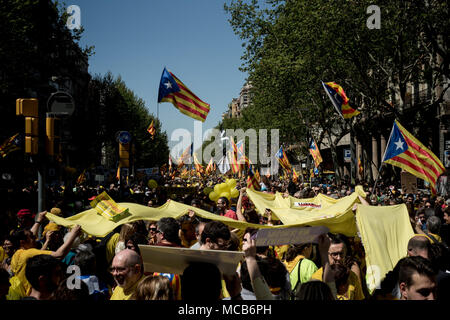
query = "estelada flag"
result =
(158, 67, 210, 122)
(309, 139, 323, 168)
(247, 165, 261, 190)
(275, 147, 292, 172)
(322, 81, 360, 119)
(382, 120, 445, 194)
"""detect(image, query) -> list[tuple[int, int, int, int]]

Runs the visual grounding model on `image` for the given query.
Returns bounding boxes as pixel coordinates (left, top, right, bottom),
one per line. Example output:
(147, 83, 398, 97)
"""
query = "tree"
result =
(224, 0, 448, 181)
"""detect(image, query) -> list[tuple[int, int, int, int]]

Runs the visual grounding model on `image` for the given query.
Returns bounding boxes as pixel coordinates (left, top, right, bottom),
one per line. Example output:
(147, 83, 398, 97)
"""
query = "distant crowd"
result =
(1, 173, 449, 300)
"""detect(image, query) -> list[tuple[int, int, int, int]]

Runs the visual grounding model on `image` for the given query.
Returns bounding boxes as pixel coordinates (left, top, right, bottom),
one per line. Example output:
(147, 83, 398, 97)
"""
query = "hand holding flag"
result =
(147, 120, 156, 139)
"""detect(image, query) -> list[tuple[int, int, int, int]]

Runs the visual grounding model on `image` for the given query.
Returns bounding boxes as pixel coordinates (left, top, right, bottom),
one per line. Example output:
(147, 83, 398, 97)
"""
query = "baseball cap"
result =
(17, 209, 35, 219)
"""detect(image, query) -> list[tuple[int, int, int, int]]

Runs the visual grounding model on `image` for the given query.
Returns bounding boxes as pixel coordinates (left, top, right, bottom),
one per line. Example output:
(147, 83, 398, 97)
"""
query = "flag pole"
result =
(373, 121, 395, 193)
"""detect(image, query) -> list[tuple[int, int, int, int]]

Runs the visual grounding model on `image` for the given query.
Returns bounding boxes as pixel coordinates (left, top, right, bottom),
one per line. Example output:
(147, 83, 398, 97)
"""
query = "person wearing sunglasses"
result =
(147, 222, 158, 245)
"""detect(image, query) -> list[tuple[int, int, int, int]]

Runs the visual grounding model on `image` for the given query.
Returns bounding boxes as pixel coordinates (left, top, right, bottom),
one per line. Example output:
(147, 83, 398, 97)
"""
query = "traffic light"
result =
(46, 116, 61, 156)
(17, 98, 39, 155)
(119, 143, 130, 167)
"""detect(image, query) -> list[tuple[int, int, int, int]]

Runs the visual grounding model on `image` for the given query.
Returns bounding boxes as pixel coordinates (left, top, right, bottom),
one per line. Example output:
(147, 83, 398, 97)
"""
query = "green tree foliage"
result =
(83, 73, 169, 169)
(0, 0, 170, 180)
(223, 0, 448, 171)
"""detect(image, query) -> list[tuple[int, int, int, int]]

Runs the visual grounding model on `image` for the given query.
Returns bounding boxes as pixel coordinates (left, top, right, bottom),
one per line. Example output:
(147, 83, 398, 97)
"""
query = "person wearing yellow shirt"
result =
(7, 214, 81, 300)
(110, 249, 144, 300)
(310, 233, 364, 300)
(284, 243, 318, 294)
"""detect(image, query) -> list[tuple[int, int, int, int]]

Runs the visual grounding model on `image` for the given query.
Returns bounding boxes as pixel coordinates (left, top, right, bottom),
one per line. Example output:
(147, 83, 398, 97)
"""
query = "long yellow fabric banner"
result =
(355, 203, 414, 293)
(245, 186, 367, 236)
(46, 199, 272, 237)
(46, 186, 366, 238)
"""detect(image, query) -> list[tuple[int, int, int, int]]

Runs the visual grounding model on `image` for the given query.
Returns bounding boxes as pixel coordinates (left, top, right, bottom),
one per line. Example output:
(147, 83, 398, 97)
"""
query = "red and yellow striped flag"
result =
(322, 81, 360, 119)
(205, 158, 214, 174)
(292, 168, 299, 183)
(147, 120, 156, 139)
(228, 150, 240, 174)
(193, 153, 204, 174)
(116, 165, 121, 180)
(254, 168, 260, 182)
(382, 120, 445, 194)
(76, 169, 86, 185)
(247, 166, 261, 190)
(275, 147, 292, 172)
(158, 68, 210, 122)
(358, 157, 363, 177)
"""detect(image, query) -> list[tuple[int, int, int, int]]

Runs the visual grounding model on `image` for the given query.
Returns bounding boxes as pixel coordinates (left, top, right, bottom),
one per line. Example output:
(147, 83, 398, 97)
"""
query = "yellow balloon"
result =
(209, 191, 219, 202)
(148, 179, 158, 188)
(230, 188, 239, 198)
(219, 191, 231, 200)
(219, 183, 228, 192)
(214, 184, 221, 194)
(227, 179, 237, 189)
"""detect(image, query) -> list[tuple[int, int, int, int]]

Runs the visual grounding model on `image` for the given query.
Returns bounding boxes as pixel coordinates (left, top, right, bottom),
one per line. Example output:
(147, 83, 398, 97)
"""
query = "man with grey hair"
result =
(425, 216, 442, 243)
(110, 249, 144, 300)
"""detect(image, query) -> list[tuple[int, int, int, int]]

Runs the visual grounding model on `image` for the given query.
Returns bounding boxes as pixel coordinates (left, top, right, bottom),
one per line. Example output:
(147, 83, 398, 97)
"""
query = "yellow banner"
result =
(355, 203, 413, 293)
(47, 187, 366, 238)
(245, 186, 367, 236)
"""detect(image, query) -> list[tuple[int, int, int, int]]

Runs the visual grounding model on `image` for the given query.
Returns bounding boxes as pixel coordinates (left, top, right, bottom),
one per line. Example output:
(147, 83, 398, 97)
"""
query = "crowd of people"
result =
(0, 171, 449, 301)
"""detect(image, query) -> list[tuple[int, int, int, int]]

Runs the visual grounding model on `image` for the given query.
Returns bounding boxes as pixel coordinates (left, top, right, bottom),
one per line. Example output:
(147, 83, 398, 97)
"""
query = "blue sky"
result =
(68, 0, 247, 157)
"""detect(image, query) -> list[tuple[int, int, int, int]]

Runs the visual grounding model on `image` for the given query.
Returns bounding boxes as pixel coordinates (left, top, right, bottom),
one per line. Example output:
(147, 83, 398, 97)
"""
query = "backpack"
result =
(290, 258, 304, 300)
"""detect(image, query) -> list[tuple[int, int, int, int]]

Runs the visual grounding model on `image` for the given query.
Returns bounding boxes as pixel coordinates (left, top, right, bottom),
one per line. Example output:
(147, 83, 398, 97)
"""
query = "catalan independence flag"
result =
(247, 166, 261, 190)
(147, 120, 156, 139)
(322, 81, 360, 119)
(275, 147, 292, 172)
(309, 139, 323, 168)
(382, 120, 445, 194)
(158, 68, 210, 122)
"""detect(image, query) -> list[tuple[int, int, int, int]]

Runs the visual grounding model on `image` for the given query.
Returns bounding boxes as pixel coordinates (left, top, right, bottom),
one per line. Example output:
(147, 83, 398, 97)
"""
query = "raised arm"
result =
(51, 225, 82, 259)
(30, 211, 47, 238)
(242, 232, 274, 300)
(235, 187, 247, 222)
